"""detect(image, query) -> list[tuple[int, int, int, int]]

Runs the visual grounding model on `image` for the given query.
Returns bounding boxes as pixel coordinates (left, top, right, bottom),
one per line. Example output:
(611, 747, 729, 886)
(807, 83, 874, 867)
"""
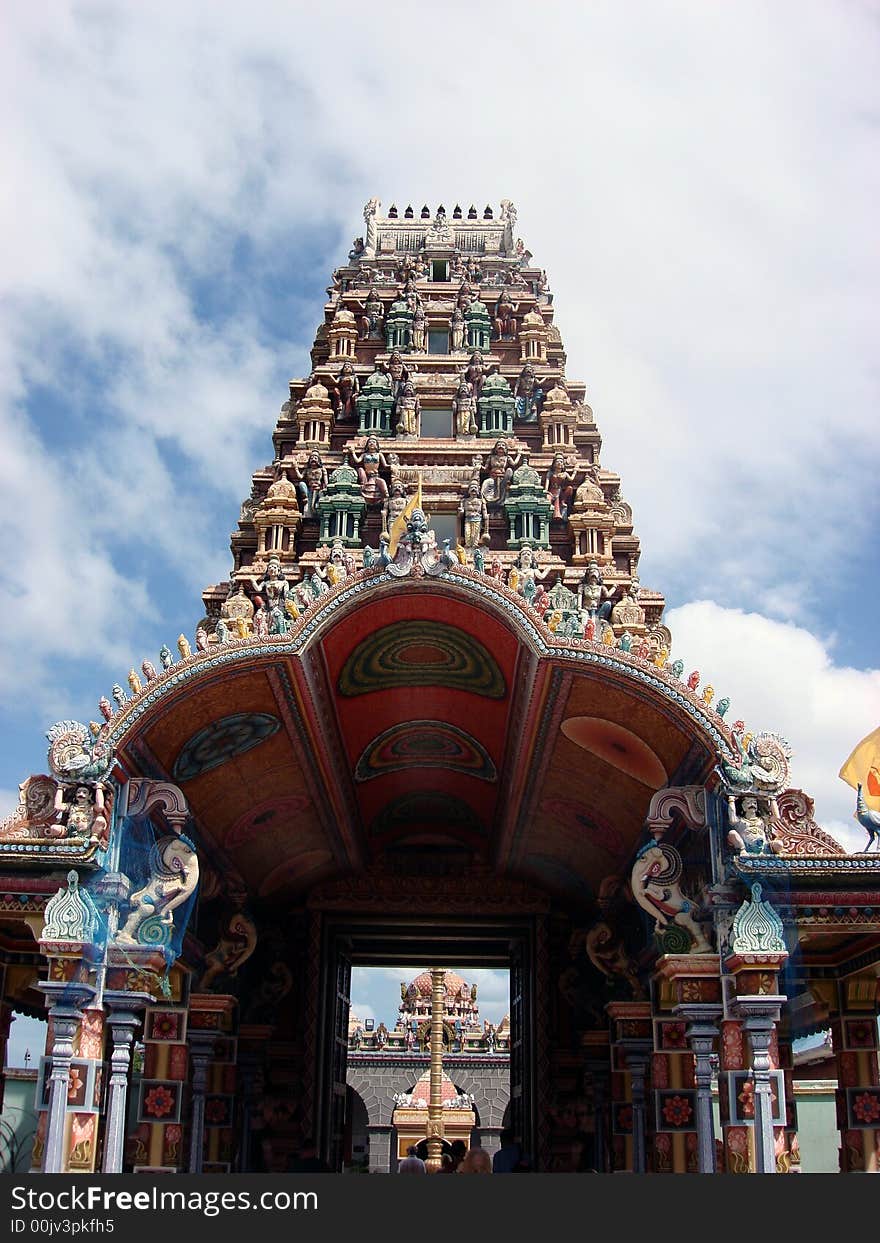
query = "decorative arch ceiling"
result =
(109, 574, 732, 906)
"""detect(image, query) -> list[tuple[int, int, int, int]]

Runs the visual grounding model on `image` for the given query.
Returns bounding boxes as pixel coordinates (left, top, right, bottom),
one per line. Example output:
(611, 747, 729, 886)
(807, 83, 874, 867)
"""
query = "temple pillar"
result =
(237, 1027, 272, 1172)
(582, 1032, 611, 1173)
(775, 1021, 801, 1173)
(724, 946, 788, 1173)
(101, 997, 148, 1173)
(830, 974, 880, 1173)
(38, 984, 95, 1174)
(606, 1001, 652, 1172)
(122, 962, 190, 1173)
(367, 1124, 392, 1172)
(187, 1035, 213, 1174)
(655, 954, 722, 1174)
(187, 993, 238, 1173)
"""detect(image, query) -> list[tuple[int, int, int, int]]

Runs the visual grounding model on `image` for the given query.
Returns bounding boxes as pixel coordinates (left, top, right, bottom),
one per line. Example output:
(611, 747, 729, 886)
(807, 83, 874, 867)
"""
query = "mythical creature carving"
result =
(582, 921, 646, 1000)
(0, 775, 58, 841)
(46, 720, 114, 785)
(116, 835, 199, 949)
(631, 841, 712, 953)
(197, 911, 258, 991)
(720, 731, 792, 796)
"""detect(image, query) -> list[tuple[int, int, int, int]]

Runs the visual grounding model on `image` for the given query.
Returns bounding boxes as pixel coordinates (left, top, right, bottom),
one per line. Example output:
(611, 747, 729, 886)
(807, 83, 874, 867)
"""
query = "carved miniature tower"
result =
(201, 200, 668, 653)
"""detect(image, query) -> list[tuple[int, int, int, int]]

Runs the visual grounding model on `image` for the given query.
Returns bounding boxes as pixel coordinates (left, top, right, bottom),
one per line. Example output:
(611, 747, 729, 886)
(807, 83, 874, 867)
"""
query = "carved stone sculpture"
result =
(727, 794, 783, 856)
(631, 841, 712, 953)
(460, 480, 488, 548)
(116, 835, 199, 949)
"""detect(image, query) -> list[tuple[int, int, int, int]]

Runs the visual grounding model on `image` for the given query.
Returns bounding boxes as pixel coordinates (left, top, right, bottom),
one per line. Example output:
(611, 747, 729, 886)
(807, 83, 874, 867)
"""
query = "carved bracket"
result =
(122, 779, 190, 833)
(645, 785, 707, 840)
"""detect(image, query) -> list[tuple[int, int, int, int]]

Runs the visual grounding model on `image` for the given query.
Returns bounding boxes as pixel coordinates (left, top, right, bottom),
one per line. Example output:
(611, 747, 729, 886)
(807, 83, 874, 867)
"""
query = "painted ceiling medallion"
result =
(225, 794, 312, 848)
(172, 713, 281, 782)
(560, 716, 667, 788)
(337, 621, 506, 699)
(355, 721, 497, 782)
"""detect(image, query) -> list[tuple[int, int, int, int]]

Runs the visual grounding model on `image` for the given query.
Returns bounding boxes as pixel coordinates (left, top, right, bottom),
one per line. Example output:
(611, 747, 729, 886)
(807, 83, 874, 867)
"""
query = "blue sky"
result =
(1, 3, 879, 1035)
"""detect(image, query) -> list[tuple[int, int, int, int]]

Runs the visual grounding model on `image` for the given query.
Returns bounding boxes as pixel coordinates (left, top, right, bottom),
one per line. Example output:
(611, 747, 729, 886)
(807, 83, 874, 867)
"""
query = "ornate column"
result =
(35, 870, 100, 1174)
(101, 995, 149, 1173)
(684, 1010, 722, 1173)
(724, 883, 789, 1175)
(425, 967, 446, 1171)
(236, 1032, 270, 1173)
(606, 1001, 653, 1173)
(187, 1034, 214, 1174)
(830, 974, 880, 1173)
(187, 994, 238, 1174)
(656, 954, 723, 1174)
(582, 1032, 611, 1173)
(38, 984, 95, 1174)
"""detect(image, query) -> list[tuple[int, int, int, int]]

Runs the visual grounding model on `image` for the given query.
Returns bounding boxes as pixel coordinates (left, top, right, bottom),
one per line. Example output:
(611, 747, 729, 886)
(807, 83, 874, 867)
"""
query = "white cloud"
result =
(667, 600, 880, 847)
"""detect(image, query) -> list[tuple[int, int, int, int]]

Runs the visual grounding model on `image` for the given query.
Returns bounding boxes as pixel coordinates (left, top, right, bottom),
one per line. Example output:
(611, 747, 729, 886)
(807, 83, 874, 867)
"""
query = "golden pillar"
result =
(425, 967, 446, 1171)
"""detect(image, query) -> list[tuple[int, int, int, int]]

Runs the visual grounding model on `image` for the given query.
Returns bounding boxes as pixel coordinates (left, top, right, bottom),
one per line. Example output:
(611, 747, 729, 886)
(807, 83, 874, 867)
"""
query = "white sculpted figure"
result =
(116, 835, 199, 947)
(631, 842, 712, 953)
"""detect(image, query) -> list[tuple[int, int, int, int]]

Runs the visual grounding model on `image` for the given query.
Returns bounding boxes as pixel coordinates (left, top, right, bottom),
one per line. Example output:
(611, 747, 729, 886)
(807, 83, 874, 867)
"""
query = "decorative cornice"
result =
(104, 571, 738, 767)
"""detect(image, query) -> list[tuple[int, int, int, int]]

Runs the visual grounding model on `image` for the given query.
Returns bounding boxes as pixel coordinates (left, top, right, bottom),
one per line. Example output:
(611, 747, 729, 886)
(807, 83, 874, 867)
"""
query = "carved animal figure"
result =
(116, 835, 199, 947)
(855, 785, 880, 852)
(46, 720, 114, 785)
(631, 842, 712, 953)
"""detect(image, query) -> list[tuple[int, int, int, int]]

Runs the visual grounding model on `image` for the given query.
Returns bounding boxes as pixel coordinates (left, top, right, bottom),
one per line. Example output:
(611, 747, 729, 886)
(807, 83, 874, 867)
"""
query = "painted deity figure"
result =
(457, 281, 475, 312)
(348, 435, 389, 504)
(293, 450, 329, 517)
(383, 479, 410, 534)
(52, 783, 107, 844)
(329, 361, 359, 420)
(363, 196, 380, 256)
(544, 453, 579, 520)
(511, 543, 546, 603)
(460, 480, 488, 548)
(464, 350, 489, 402)
(493, 290, 519, 339)
(323, 539, 356, 584)
(450, 306, 465, 352)
(514, 363, 547, 421)
(395, 381, 420, 437)
(727, 795, 783, 856)
(382, 350, 410, 402)
(453, 377, 478, 437)
(353, 290, 384, 340)
(578, 561, 614, 620)
(411, 302, 426, 353)
(248, 557, 292, 635)
(481, 438, 526, 506)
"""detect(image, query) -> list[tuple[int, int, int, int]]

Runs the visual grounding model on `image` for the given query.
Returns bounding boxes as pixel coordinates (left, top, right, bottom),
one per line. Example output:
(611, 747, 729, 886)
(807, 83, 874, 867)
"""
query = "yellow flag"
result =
(839, 724, 880, 812)
(388, 475, 422, 558)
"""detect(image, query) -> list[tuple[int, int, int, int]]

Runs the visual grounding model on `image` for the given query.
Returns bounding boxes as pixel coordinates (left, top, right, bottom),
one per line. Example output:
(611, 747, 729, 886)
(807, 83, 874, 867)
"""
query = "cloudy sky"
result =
(1, 2, 878, 1034)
